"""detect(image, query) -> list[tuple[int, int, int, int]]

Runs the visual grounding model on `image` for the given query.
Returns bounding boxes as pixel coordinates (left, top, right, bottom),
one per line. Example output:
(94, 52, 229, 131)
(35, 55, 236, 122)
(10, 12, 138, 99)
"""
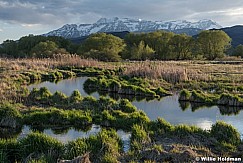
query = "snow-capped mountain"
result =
(44, 17, 222, 38)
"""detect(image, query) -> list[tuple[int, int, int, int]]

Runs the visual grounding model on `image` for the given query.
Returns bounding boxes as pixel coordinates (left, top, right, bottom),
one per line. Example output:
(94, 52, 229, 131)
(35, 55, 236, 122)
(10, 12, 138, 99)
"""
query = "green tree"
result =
(1, 40, 19, 57)
(130, 41, 155, 60)
(232, 44, 243, 58)
(30, 41, 63, 58)
(169, 34, 194, 60)
(124, 31, 174, 60)
(77, 33, 125, 61)
(197, 30, 231, 60)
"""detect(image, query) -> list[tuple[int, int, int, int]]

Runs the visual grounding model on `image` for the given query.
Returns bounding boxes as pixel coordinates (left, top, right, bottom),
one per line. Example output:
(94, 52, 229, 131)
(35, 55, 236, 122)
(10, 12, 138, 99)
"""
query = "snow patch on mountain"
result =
(44, 17, 222, 38)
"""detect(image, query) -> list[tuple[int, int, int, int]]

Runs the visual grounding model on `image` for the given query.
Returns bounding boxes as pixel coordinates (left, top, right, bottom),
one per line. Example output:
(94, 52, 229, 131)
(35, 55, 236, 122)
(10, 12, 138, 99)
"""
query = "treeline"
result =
(1, 30, 243, 61)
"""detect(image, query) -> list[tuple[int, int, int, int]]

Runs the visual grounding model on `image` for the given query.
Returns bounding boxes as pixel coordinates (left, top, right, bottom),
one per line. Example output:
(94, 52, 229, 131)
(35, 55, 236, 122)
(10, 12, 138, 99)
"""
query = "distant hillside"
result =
(69, 31, 130, 44)
(220, 25, 243, 47)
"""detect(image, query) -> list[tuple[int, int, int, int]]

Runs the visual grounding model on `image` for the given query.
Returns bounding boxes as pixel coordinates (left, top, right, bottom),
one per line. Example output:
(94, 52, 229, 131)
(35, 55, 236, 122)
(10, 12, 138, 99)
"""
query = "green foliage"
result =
(58, 70, 76, 79)
(130, 124, 150, 151)
(85, 129, 122, 162)
(0, 103, 21, 120)
(0, 139, 20, 162)
(28, 87, 52, 104)
(21, 72, 42, 81)
(77, 33, 125, 61)
(232, 44, 243, 57)
(64, 138, 89, 160)
(179, 89, 191, 101)
(51, 91, 68, 105)
(130, 41, 155, 60)
(119, 99, 137, 113)
(169, 34, 194, 60)
(0, 103, 22, 128)
(218, 93, 243, 106)
(20, 132, 63, 160)
(69, 90, 82, 103)
(31, 41, 61, 58)
(155, 87, 171, 97)
(173, 124, 207, 137)
(124, 31, 176, 60)
(190, 90, 216, 103)
(197, 30, 231, 60)
(0, 35, 73, 58)
(211, 121, 241, 146)
(83, 76, 158, 98)
(23, 108, 92, 126)
(150, 118, 174, 135)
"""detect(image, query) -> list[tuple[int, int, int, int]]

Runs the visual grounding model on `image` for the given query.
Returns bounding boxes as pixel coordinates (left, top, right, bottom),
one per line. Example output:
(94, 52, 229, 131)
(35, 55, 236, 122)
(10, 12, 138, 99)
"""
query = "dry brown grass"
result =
(0, 54, 101, 72)
(121, 60, 243, 84)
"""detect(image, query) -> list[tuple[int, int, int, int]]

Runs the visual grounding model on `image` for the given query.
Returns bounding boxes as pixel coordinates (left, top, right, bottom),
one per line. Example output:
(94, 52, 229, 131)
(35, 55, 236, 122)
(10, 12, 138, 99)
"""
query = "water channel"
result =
(24, 77, 243, 140)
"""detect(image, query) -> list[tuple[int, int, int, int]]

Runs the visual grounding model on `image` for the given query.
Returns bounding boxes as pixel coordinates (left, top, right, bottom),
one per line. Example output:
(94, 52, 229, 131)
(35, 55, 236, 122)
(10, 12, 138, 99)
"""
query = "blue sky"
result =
(1, 0, 243, 43)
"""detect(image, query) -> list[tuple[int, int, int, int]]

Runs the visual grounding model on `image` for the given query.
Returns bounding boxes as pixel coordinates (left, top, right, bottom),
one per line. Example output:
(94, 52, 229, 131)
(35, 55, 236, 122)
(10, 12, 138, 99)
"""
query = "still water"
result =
(1, 125, 130, 152)
(28, 77, 243, 138)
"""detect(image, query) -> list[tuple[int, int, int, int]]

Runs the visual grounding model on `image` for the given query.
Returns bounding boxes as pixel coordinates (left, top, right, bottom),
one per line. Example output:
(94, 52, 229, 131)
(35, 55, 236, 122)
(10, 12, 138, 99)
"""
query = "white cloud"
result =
(0, 28, 3, 32)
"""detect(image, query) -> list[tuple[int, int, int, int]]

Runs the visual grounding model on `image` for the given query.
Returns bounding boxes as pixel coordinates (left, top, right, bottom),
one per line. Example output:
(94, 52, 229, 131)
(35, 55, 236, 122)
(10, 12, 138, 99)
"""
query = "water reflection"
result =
(27, 77, 243, 138)
(14, 125, 131, 152)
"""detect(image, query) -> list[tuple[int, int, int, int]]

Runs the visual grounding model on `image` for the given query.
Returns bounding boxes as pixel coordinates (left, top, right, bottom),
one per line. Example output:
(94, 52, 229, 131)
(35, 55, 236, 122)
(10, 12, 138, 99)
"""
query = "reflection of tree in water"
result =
(74, 125, 92, 132)
(50, 126, 70, 135)
(184, 102, 214, 112)
(218, 106, 241, 115)
(84, 86, 157, 102)
(83, 87, 96, 95)
(179, 101, 190, 111)
(29, 125, 44, 132)
(0, 127, 22, 139)
(136, 96, 146, 102)
(190, 102, 209, 112)
(179, 101, 242, 116)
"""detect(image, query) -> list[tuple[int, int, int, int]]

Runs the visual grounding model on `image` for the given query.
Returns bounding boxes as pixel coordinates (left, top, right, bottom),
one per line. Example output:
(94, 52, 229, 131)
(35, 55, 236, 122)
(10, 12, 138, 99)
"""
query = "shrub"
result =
(211, 121, 241, 146)
(20, 132, 63, 160)
(130, 124, 150, 151)
(83, 78, 98, 88)
(0, 103, 22, 128)
(86, 129, 122, 162)
(153, 118, 174, 134)
(54, 71, 63, 79)
(179, 89, 191, 101)
(58, 70, 75, 79)
(64, 138, 88, 160)
(119, 99, 137, 113)
(155, 87, 171, 97)
(28, 87, 52, 104)
(144, 88, 156, 97)
(51, 91, 68, 105)
(108, 80, 121, 92)
(98, 96, 117, 111)
(23, 108, 91, 126)
(0, 139, 21, 162)
(69, 90, 82, 103)
(173, 124, 206, 137)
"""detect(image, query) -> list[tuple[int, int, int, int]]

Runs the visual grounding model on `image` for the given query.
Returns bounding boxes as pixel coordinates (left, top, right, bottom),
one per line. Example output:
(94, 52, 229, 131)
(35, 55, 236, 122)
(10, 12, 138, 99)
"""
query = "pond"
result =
(1, 125, 131, 152)
(28, 77, 243, 138)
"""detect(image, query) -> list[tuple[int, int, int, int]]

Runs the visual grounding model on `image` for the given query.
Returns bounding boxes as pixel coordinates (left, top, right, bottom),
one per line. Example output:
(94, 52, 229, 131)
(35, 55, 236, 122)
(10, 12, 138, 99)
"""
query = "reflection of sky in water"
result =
(27, 77, 243, 138)
(28, 77, 99, 98)
(18, 125, 101, 143)
(18, 125, 131, 151)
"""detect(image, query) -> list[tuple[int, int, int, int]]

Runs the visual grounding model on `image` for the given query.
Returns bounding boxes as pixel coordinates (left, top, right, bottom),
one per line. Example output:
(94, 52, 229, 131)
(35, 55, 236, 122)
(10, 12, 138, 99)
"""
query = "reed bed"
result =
(121, 60, 243, 83)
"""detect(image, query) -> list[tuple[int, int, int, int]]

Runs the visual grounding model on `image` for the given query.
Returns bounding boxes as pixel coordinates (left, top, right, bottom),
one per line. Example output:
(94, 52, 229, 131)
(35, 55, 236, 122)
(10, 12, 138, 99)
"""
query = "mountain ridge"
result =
(44, 17, 222, 38)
